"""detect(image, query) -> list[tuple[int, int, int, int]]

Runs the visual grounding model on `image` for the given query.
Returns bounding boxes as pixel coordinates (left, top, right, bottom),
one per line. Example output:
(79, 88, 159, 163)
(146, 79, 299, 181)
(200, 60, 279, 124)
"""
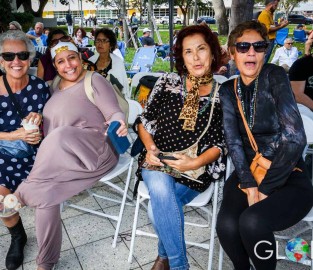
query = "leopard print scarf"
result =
(179, 72, 213, 131)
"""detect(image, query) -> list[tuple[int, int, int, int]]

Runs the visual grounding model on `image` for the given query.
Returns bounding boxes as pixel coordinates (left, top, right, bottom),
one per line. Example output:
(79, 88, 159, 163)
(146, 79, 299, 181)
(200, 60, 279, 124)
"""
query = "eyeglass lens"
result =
(95, 38, 110, 44)
(1, 51, 30, 61)
(235, 41, 269, 53)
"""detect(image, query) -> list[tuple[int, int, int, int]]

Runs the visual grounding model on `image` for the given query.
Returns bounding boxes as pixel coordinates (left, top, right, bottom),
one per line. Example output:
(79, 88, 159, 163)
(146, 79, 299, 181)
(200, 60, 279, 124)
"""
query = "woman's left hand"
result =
(162, 153, 197, 172)
(24, 112, 42, 126)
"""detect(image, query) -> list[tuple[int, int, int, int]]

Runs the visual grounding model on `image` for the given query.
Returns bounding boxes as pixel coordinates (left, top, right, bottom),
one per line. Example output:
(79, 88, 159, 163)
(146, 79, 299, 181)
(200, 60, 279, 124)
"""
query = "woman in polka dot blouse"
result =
(135, 24, 227, 270)
(0, 31, 50, 270)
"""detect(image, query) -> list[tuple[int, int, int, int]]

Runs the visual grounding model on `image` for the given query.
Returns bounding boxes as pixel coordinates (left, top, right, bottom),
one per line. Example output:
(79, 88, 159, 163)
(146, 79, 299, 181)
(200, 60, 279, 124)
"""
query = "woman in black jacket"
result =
(216, 20, 313, 270)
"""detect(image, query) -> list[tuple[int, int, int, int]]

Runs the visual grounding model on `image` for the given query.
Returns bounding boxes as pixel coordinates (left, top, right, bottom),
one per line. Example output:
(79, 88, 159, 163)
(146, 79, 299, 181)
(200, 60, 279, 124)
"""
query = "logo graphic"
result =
(285, 237, 310, 263)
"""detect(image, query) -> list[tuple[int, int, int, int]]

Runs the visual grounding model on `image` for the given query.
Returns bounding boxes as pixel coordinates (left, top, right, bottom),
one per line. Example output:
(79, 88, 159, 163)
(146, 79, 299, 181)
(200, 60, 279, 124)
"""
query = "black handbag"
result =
(0, 75, 35, 158)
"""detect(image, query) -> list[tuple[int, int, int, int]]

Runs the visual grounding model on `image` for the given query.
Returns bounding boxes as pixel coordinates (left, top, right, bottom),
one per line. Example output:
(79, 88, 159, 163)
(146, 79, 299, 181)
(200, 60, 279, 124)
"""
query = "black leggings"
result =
(216, 159, 313, 270)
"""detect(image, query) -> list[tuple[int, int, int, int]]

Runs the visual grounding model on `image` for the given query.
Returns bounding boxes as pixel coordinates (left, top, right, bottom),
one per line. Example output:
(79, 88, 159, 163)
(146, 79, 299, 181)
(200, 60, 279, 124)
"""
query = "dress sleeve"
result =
(137, 74, 168, 136)
(219, 81, 257, 188)
(91, 73, 125, 123)
(258, 67, 306, 195)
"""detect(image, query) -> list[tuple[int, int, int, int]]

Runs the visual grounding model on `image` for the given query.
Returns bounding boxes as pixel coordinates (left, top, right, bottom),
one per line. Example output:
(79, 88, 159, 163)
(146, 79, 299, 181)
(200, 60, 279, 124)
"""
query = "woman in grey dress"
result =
(1, 40, 127, 270)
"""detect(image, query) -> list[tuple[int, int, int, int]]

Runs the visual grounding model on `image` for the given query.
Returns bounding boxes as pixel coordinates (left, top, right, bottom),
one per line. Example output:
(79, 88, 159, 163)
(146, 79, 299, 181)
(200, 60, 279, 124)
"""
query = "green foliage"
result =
(0, 0, 12, 26)
(11, 12, 34, 32)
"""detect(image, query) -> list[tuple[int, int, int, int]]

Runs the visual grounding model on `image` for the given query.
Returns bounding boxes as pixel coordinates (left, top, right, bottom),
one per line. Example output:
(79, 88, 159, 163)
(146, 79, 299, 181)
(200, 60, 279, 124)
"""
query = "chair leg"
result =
(112, 158, 134, 248)
(128, 192, 142, 263)
(207, 181, 219, 270)
(218, 245, 224, 270)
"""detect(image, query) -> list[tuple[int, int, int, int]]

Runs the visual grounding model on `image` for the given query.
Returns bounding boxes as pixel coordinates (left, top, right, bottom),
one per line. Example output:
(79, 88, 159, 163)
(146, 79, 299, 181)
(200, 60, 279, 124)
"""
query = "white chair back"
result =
(301, 114, 313, 144)
(127, 99, 143, 125)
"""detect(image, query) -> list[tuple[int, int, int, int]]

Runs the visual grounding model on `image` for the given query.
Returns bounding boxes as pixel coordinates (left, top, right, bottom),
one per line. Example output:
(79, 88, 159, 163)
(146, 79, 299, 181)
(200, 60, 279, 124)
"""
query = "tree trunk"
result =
(229, 0, 254, 34)
(179, 5, 188, 26)
(22, 0, 48, 17)
(211, 0, 229, 35)
(148, 0, 154, 39)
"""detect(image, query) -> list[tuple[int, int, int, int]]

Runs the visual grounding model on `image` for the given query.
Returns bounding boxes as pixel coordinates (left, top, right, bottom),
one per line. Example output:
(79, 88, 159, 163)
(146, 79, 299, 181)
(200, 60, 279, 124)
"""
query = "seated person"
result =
(73, 27, 89, 48)
(289, 31, 313, 111)
(296, 24, 311, 35)
(26, 22, 48, 46)
(270, 37, 298, 72)
(141, 28, 170, 59)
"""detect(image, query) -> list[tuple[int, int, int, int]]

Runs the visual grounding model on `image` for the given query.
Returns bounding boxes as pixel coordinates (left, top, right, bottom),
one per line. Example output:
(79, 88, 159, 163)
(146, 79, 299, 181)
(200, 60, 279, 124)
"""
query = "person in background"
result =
(135, 24, 226, 270)
(141, 28, 170, 59)
(90, 25, 97, 41)
(87, 28, 129, 96)
(26, 22, 48, 47)
(289, 30, 313, 111)
(296, 23, 311, 35)
(66, 11, 73, 37)
(44, 28, 50, 37)
(73, 27, 89, 48)
(0, 30, 50, 270)
(217, 20, 313, 270)
(8, 21, 22, 31)
(270, 37, 298, 72)
(0, 40, 127, 270)
(258, 0, 288, 63)
(37, 29, 67, 83)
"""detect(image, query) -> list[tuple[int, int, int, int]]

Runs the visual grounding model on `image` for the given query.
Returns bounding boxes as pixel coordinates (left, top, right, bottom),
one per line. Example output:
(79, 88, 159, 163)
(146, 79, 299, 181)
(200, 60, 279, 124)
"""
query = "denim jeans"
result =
(142, 169, 200, 270)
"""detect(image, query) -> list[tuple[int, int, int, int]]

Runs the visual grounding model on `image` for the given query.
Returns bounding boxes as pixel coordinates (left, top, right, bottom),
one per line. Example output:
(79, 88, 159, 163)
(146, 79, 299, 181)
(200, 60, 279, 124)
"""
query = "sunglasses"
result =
(50, 36, 73, 48)
(286, 43, 293, 45)
(95, 38, 110, 45)
(1, 51, 30, 61)
(234, 41, 269, 53)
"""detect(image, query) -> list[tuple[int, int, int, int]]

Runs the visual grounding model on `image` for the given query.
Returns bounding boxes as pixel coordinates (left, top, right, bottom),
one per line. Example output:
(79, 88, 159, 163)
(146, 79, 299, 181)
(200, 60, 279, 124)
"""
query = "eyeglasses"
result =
(234, 41, 269, 53)
(286, 43, 293, 45)
(95, 38, 110, 45)
(0, 51, 30, 61)
(50, 36, 73, 48)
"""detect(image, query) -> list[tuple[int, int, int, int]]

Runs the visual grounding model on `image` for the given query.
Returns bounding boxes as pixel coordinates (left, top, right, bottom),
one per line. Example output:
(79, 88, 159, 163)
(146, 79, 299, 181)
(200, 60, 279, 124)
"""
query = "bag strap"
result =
(3, 74, 25, 118)
(84, 70, 95, 104)
(196, 81, 219, 142)
(233, 78, 259, 153)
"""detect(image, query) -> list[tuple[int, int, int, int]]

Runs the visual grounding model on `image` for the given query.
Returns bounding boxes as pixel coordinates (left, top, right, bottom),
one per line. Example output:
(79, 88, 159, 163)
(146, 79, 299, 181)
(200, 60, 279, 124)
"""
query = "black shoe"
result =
(6, 217, 27, 270)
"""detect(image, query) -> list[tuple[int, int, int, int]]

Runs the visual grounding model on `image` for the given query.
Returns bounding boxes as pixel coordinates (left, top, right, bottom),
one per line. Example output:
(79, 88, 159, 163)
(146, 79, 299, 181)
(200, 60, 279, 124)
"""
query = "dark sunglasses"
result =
(234, 41, 269, 53)
(1, 51, 30, 61)
(50, 36, 73, 48)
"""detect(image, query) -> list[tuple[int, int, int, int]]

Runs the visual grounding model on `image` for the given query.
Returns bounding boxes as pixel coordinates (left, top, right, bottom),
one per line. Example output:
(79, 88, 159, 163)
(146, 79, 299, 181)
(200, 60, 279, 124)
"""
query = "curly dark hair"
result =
(94, 28, 117, 53)
(47, 29, 67, 47)
(74, 27, 87, 38)
(228, 20, 269, 54)
(174, 24, 222, 75)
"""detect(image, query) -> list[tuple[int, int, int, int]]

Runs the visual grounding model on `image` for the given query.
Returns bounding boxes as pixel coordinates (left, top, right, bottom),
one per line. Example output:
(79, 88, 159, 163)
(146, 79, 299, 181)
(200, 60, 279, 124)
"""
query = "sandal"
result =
(0, 194, 22, 218)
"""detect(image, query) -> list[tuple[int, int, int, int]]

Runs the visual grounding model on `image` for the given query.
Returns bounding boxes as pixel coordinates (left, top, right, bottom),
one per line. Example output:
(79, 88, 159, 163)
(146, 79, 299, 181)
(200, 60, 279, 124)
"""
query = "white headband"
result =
(51, 42, 78, 59)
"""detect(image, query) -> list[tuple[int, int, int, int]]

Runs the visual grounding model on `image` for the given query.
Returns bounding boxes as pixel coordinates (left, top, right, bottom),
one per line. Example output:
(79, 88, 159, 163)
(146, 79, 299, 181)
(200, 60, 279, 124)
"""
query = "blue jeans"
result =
(142, 169, 200, 270)
(264, 39, 275, 63)
(157, 44, 170, 58)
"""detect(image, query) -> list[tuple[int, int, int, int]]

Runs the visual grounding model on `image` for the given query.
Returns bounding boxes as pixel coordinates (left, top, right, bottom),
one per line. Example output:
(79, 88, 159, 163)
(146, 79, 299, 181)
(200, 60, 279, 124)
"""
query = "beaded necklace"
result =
(237, 76, 259, 129)
(180, 75, 215, 115)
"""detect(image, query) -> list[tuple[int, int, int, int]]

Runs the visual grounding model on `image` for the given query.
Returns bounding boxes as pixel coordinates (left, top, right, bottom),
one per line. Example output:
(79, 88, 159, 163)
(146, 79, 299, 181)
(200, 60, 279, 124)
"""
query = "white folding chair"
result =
(128, 156, 232, 270)
(35, 46, 47, 54)
(62, 99, 143, 248)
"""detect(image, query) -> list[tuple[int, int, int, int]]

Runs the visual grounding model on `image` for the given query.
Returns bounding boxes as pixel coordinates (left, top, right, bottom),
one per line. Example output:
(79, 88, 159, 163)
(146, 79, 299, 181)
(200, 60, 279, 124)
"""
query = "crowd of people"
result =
(0, 2, 313, 270)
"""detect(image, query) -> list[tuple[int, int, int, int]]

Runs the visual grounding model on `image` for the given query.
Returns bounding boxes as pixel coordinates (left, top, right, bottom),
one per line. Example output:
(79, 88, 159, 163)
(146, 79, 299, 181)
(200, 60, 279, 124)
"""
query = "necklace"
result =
(180, 75, 215, 115)
(237, 76, 259, 129)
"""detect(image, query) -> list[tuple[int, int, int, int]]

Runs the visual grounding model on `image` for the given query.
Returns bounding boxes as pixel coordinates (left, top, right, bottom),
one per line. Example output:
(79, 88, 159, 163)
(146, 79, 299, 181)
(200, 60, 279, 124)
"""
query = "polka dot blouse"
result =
(136, 73, 227, 192)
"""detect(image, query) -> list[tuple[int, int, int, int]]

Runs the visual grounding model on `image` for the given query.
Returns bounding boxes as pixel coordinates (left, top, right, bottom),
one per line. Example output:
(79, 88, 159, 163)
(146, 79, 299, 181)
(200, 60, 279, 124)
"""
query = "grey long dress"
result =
(15, 72, 125, 269)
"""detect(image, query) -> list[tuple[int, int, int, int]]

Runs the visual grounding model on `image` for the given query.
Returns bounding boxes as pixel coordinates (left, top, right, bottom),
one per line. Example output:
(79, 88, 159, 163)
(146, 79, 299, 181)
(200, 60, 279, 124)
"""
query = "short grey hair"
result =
(35, 22, 44, 28)
(0, 30, 36, 63)
(9, 21, 22, 31)
(284, 37, 293, 44)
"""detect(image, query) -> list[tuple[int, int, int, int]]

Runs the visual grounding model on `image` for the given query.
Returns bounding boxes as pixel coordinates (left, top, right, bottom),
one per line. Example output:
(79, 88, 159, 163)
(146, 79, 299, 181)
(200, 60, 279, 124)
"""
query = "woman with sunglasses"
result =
(0, 30, 50, 270)
(37, 29, 67, 83)
(87, 28, 129, 96)
(0, 40, 127, 270)
(216, 20, 313, 270)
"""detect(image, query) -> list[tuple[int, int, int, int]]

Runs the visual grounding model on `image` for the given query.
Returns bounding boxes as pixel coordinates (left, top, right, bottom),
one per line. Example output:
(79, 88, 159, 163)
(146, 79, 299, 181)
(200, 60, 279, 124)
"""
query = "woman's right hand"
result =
(145, 145, 163, 167)
(246, 187, 259, 206)
(10, 128, 42, 145)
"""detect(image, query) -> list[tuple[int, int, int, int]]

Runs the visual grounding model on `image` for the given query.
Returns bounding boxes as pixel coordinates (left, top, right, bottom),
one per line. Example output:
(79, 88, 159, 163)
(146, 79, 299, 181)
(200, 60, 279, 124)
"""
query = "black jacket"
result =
(220, 64, 306, 195)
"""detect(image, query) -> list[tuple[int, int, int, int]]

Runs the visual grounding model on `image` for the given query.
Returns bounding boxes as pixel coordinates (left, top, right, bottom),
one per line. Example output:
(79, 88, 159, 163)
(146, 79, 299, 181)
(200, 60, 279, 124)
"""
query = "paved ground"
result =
(0, 162, 311, 270)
